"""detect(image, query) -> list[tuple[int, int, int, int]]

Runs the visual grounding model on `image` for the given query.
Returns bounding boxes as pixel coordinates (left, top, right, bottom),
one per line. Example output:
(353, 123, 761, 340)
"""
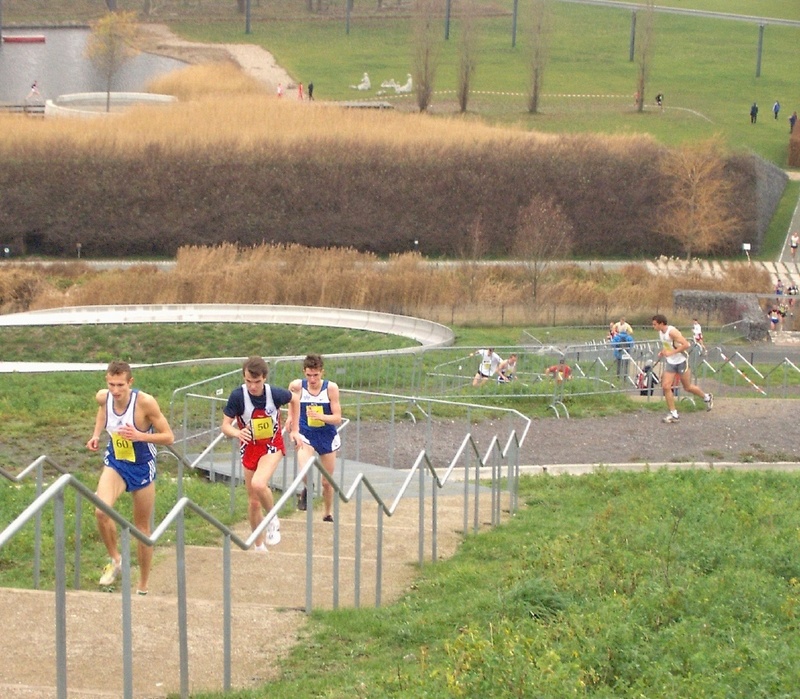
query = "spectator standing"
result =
(790, 232, 799, 260)
(612, 329, 634, 378)
(773, 100, 781, 120)
(613, 316, 633, 336)
(750, 102, 759, 124)
(790, 111, 797, 133)
(308, 82, 314, 100)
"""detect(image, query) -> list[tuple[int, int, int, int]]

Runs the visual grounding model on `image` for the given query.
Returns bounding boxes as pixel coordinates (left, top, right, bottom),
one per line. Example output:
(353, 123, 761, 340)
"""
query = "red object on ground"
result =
(2, 35, 46, 43)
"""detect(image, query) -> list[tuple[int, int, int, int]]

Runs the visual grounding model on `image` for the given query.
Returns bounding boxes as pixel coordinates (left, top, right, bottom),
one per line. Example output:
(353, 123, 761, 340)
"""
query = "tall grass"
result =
(1, 71, 562, 153)
(0, 244, 771, 326)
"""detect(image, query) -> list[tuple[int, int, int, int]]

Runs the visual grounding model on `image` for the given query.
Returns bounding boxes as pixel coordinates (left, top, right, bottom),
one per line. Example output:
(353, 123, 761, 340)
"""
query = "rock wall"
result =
(674, 290, 769, 342)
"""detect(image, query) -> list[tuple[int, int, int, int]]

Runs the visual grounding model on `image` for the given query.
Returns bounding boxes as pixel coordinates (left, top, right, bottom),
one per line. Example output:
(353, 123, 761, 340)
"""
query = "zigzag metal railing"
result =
(0, 400, 526, 699)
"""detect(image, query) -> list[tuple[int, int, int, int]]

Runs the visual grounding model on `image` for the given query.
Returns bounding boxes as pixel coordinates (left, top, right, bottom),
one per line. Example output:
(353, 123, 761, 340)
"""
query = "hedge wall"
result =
(0, 137, 779, 259)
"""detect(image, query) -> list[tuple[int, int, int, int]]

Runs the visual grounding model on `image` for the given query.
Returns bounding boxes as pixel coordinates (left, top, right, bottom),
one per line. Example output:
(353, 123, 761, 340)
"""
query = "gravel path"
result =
(353, 398, 800, 468)
(139, 24, 299, 94)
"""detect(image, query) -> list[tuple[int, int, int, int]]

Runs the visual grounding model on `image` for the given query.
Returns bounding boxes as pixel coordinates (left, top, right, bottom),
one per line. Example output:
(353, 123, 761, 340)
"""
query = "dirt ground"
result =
(352, 397, 800, 468)
(138, 24, 299, 94)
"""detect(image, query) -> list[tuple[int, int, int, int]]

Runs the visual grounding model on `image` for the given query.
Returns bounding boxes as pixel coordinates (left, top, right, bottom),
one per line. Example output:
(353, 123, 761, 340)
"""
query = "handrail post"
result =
(354, 481, 362, 608)
(176, 510, 190, 699)
(418, 463, 425, 567)
(34, 461, 43, 588)
(121, 528, 134, 699)
(375, 503, 383, 608)
(473, 447, 481, 533)
(223, 534, 232, 691)
(463, 447, 470, 535)
(54, 491, 68, 699)
(73, 494, 82, 589)
(431, 470, 438, 563)
(333, 492, 341, 609)
(305, 478, 314, 613)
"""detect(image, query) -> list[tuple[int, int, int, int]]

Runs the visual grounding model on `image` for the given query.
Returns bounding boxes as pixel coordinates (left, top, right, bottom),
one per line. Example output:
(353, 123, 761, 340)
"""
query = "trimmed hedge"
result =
(0, 137, 779, 259)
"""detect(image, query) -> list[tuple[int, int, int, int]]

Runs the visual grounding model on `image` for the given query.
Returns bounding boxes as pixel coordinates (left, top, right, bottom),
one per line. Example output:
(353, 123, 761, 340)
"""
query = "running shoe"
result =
(253, 542, 268, 553)
(99, 560, 121, 586)
(705, 394, 714, 411)
(297, 487, 307, 512)
(266, 516, 281, 546)
(323, 514, 334, 523)
(662, 414, 679, 424)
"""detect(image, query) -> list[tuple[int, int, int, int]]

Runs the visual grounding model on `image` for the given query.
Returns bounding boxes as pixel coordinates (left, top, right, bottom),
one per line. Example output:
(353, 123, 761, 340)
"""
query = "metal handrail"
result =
(1, 397, 524, 698)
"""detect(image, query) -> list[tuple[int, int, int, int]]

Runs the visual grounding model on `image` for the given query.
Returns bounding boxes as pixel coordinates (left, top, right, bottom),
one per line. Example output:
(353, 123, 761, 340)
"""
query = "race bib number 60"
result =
(306, 405, 325, 428)
(111, 433, 135, 462)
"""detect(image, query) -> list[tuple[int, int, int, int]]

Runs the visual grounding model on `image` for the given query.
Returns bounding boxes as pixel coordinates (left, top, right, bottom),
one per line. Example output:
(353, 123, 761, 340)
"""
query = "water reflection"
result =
(0, 28, 187, 104)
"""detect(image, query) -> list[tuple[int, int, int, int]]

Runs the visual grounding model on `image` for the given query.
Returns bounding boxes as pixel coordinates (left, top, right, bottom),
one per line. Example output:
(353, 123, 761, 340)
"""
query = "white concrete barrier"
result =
(0, 304, 455, 373)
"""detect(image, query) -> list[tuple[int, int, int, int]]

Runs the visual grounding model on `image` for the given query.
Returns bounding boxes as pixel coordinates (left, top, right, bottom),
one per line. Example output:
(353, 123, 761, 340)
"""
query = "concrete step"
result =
(0, 492, 506, 698)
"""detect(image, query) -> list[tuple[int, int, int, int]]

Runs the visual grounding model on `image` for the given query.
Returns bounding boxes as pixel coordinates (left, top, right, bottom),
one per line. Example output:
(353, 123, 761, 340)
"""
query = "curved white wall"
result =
(0, 304, 455, 372)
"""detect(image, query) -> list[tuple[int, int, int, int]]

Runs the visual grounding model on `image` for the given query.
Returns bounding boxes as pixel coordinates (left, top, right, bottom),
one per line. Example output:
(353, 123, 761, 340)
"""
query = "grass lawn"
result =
(190, 469, 800, 699)
(167, 0, 800, 168)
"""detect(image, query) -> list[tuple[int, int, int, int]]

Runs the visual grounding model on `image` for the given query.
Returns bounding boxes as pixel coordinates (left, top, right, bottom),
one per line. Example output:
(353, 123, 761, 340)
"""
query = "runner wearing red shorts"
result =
(222, 356, 299, 551)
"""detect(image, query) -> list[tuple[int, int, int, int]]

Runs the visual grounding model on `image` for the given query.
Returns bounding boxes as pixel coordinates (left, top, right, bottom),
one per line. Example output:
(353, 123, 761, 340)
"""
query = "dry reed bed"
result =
(1, 60, 561, 154)
(0, 244, 770, 326)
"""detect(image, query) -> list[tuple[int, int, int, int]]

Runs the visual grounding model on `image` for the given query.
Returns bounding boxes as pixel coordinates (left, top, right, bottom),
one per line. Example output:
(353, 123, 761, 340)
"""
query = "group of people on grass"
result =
(87, 354, 340, 594)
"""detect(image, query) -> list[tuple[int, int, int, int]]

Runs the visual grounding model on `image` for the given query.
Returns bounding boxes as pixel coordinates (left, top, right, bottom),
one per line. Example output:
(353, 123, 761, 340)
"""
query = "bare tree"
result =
(656, 139, 741, 261)
(456, 0, 478, 113)
(412, 0, 442, 112)
(456, 215, 490, 302)
(85, 12, 140, 113)
(634, 0, 655, 113)
(527, 0, 553, 114)
(514, 194, 573, 299)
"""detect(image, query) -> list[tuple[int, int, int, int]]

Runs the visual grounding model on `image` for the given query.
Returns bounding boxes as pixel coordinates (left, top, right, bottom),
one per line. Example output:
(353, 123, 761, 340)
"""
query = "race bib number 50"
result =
(250, 416, 275, 440)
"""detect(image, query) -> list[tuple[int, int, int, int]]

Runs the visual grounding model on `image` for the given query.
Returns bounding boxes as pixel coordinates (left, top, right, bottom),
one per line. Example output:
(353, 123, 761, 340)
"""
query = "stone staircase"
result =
(643, 258, 800, 291)
(0, 489, 504, 699)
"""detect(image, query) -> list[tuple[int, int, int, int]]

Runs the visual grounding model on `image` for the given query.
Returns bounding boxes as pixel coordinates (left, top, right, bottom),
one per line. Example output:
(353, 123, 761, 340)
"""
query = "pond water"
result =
(0, 28, 187, 104)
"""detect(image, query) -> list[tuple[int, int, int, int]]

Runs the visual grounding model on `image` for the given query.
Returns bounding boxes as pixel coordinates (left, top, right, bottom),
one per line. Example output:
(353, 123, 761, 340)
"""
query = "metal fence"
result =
(168, 342, 800, 454)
